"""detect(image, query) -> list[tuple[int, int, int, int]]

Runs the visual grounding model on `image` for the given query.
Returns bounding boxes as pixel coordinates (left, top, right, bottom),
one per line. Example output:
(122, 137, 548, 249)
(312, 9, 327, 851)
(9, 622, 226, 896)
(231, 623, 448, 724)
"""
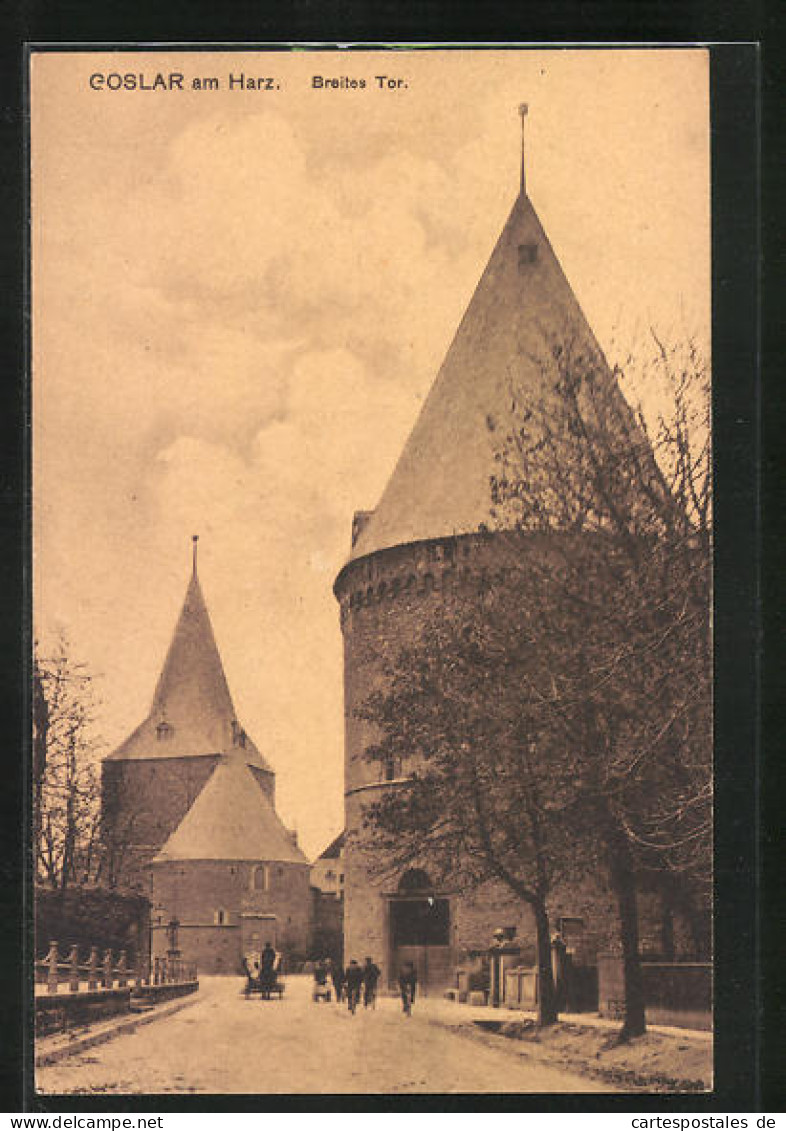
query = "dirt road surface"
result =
(37, 974, 619, 1095)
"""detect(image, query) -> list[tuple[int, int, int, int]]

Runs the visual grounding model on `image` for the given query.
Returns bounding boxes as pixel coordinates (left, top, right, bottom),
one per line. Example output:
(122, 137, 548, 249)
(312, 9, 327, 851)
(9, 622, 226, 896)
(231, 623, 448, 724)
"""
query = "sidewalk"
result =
(415, 993, 713, 1043)
(411, 993, 713, 1094)
(35, 991, 200, 1067)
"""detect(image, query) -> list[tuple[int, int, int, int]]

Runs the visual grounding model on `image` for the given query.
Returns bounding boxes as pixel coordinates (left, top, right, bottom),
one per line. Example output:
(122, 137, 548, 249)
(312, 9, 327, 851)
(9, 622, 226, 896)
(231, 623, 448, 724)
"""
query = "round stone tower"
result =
(334, 125, 629, 993)
(335, 532, 525, 990)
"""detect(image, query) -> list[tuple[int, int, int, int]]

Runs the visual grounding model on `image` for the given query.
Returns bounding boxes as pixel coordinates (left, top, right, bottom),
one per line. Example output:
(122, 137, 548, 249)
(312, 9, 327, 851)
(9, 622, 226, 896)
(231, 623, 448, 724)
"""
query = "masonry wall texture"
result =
(151, 858, 311, 974)
(336, 530, 705, 992)
(337, 534, 552, 990)
(309, 888, 344, 964)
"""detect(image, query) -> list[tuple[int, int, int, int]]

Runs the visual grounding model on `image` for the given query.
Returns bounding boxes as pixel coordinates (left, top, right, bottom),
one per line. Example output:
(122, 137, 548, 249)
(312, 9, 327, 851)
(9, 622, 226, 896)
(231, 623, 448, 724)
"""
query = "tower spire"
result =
(192, 534, 199, 576)
(518, 103, 529, 194)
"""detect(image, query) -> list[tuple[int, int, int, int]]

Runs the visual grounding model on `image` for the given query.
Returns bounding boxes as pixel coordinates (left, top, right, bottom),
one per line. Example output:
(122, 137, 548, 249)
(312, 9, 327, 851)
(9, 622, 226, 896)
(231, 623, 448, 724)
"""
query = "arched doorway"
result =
(387, 870, 453, 994)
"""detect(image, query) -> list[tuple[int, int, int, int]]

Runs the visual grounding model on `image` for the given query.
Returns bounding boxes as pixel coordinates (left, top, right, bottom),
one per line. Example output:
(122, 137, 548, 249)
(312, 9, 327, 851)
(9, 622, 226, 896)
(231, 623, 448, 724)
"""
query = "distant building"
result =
(102, 544, 311, 974)
(311, 831, 345, 897)
(308, 831, 345, 965)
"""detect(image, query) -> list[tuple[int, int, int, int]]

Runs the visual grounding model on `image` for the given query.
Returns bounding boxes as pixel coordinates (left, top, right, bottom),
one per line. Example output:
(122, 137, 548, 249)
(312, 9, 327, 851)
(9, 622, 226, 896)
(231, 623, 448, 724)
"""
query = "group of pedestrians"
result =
(313, 956, 417, 1016)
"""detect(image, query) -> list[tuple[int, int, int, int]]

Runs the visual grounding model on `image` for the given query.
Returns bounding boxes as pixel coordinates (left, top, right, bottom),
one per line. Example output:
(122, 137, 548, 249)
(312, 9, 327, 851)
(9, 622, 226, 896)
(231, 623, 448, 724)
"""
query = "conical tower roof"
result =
(107, 555, 271, 773)
(349, 178, 622, 562)
(151, 569, 236, 730)
(153, 758, 307, 864)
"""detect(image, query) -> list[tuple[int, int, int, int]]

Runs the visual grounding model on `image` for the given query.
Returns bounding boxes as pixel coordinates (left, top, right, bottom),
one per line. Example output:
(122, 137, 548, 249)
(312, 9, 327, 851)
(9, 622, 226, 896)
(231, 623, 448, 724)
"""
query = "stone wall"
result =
(336, 533, 510, 795)
(335, 530, 706, 990)
(309, 887, 344, 964)
(337, 533, 605, 988)
(151, 858, 311, 974)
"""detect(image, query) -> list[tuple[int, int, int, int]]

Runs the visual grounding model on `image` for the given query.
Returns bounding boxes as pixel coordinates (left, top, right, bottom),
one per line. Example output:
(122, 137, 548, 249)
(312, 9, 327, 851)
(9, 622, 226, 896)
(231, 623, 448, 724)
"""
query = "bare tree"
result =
(359, 600, 579, 1027)
(358, 328, 710, 1041)
(33, 635, 104, 890)
(486, 327, 712, 1039)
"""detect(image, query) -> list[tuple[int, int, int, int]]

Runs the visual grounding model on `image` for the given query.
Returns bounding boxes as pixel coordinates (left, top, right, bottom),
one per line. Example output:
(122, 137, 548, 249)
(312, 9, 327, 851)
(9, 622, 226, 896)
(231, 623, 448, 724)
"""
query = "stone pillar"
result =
(68, 945, 79, 992)
(88, 946, 99, 990)
(46, 940, 59, 994)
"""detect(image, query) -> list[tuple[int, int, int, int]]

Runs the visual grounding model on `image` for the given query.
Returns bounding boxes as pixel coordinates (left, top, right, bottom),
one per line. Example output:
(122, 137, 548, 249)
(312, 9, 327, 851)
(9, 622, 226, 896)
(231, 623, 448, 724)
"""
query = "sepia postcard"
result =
(30, 45, 719, 1098)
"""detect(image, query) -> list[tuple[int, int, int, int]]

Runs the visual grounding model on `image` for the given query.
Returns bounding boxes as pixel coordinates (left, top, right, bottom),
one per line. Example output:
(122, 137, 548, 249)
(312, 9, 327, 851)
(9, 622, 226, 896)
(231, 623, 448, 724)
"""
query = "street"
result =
(37, 975, 618, 1095)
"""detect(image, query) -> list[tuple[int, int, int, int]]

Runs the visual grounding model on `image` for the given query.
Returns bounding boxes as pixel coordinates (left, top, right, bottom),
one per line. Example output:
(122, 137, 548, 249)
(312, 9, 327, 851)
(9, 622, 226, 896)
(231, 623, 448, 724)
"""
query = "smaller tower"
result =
(102, 542, 275, 893)
(151, 757, 310, 973)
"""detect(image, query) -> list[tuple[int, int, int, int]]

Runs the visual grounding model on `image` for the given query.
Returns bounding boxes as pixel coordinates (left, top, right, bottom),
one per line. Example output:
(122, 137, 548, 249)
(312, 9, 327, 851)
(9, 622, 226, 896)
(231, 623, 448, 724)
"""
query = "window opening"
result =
(518, 242, 539, 269)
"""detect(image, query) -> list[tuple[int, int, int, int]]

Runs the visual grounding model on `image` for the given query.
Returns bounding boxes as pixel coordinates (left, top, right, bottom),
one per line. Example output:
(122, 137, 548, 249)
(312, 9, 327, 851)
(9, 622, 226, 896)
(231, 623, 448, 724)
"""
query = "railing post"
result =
(102, 948, 112, 989)
(153, 956, 160, 985)
(47, 940, 59, 994)
(68, 945, 79, 993)
(117, 949, 128, 987)
(88, 946, 99, 990)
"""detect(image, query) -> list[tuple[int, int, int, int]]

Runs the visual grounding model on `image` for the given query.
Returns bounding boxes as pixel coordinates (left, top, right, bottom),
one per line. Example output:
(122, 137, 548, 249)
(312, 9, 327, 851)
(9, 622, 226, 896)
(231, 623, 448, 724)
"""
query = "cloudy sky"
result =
(31, 48, 709, 858)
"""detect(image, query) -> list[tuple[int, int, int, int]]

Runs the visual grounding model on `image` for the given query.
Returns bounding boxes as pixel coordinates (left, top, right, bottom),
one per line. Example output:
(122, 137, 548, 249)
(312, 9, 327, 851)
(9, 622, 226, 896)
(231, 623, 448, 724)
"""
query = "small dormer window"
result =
(156, 722, 173, 741)
(518, 242, 538, 270)
(231, 720, 247, 748)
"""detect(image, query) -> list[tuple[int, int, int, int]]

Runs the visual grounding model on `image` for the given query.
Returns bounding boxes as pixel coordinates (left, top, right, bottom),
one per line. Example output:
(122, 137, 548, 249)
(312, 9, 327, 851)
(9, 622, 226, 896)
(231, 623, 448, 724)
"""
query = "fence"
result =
(35, 940, 197, 995)
(598, 954, 712, 1030)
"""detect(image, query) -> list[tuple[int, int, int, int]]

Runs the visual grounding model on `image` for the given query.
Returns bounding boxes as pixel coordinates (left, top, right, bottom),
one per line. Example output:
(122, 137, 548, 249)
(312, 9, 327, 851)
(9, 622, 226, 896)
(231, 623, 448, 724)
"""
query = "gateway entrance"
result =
(387, 870, 453, 993)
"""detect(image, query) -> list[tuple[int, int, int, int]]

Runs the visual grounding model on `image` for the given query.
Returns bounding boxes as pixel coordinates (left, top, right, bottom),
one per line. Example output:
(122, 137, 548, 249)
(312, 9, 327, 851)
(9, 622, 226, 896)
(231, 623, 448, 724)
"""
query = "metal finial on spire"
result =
(192, 534, 199, 576)
(518, 103, 529, 194)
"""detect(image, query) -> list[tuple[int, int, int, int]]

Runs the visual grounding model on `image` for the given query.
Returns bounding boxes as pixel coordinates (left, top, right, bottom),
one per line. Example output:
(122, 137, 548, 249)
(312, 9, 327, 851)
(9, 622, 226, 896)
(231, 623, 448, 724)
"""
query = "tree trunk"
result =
(533, 896, 558, 1026)
(608, 830, 647, 1040)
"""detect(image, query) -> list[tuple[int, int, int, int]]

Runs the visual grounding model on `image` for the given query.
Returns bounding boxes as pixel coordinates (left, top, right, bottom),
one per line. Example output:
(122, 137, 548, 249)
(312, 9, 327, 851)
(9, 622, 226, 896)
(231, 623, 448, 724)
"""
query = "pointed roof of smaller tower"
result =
(149, 568, 236, 736)
(106, 544, 271, 773)
(153, 758, 308, 864)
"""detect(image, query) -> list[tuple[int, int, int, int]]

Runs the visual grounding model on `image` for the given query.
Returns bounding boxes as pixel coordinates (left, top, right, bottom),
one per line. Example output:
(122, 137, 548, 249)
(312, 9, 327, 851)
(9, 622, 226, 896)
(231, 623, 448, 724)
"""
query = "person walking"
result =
(260, 941, 277, 999)
(362, 956, 381, 1009)
(313, 958, 331, 1002)
(345, 958, 363, 1014)
(330, 958, 345, 1003)
(398, 961, 417, 1016)
(398, 960, 417, 1016)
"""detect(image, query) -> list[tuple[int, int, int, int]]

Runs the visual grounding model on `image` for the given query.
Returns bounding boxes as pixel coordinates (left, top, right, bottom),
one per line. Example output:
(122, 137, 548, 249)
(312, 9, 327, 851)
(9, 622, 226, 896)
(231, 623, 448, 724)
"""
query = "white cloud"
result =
(33, 50, 710, 857)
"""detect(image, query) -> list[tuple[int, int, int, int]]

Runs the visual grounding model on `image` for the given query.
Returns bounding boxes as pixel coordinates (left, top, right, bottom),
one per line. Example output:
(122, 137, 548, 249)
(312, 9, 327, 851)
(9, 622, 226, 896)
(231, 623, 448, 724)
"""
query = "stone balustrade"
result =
(35, 940, 198, 995)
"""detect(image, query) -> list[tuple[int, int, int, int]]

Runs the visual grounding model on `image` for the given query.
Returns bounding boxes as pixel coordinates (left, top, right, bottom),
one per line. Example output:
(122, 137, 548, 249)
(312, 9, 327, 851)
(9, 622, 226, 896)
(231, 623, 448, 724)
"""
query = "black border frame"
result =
(0, 18, 765, 1113)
